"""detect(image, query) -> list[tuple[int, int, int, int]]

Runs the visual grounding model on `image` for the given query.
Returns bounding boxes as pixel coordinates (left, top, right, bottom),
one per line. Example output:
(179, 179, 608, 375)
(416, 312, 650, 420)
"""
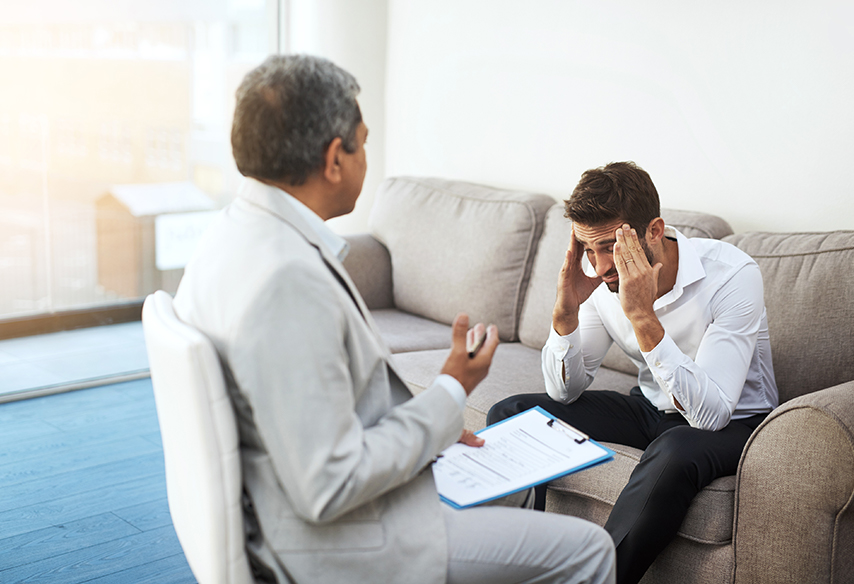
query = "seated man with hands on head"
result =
(173, 53, 615, 584)
(488, 161, 779, 584)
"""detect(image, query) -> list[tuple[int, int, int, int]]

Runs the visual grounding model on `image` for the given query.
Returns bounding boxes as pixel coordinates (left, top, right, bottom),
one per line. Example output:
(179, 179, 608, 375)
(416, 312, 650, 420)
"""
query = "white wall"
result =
(286, 0, 388, 234)
(385, 0, 854, 234)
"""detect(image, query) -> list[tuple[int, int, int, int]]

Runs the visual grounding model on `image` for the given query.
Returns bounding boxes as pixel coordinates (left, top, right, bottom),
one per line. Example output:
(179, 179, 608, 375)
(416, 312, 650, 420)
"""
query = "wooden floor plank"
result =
(37, 395, 158, 433)
(0, 452, 164, 514)
(142, 430, 163, 447)
(0, 512, 140, 572)
(0, 420, 161, 467)
(0, 473, 165, 540)
(0, 524, 182, 584)
(0, 379, 153, 424)
(0, 435, 160, 489)
(111, 498, 174, 532)
(0, 417, 63, 443)
(82, 553, 196, 584)
(0, 373, 197, 582)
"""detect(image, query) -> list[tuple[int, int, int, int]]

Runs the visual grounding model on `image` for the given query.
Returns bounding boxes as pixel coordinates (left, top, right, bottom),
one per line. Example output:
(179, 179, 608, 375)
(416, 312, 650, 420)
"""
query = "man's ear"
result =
(646, 217, 666, 245)
(322, 136, 344, 184)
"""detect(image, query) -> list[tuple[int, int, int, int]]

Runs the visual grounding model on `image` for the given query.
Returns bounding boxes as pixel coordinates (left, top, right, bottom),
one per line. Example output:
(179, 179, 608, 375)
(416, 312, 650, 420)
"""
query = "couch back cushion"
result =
(657, 209, 734, 240)
(517, 205, 575, 349)
(369, 177, 555, 341)
(723, 231, 854, 404)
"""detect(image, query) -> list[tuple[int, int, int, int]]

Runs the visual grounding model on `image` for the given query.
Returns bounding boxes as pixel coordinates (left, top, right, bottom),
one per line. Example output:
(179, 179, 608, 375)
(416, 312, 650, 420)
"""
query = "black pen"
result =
(468, 331, 487, 358)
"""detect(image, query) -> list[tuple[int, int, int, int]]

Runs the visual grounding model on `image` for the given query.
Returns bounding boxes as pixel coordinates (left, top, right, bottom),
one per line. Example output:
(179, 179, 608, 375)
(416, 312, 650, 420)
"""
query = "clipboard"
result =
(433, 406, 614, 509)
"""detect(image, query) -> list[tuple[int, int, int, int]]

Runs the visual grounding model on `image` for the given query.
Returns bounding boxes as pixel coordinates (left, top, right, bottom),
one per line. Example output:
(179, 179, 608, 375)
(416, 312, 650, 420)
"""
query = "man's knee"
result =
(486, 394, 540, 425)
(641, 427, 696, 464)
(637, 427, 714, 489)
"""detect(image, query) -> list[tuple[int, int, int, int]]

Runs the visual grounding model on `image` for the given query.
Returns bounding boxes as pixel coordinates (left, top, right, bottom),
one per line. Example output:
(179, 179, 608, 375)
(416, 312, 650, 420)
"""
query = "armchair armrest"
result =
(733, 380, 854, 583)
(342, 233, 394, 310)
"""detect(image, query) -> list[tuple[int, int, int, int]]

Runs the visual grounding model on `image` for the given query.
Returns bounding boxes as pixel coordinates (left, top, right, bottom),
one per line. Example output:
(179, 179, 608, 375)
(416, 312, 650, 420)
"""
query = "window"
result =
(0, 0, 278, 323)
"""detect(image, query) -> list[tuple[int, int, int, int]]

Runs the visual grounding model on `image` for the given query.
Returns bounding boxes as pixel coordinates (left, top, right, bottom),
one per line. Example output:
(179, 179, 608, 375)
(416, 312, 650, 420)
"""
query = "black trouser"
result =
(487, 389, 767, 584)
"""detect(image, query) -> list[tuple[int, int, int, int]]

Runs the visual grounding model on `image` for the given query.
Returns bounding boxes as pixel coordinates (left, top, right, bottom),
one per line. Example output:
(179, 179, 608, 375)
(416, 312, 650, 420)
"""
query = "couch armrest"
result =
(342, 234, 394, 310)
(733, 381, 854, 583)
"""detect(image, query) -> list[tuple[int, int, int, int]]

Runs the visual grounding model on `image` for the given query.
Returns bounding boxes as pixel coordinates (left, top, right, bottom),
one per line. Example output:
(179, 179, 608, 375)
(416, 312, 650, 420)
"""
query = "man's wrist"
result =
(630, 313, 664, 352)
(552, 312, 579, 336)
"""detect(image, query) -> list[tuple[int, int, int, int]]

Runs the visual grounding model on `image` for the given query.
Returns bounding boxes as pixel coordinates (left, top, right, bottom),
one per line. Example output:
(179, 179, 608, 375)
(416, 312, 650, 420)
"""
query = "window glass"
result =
(0, 0, 272, 320)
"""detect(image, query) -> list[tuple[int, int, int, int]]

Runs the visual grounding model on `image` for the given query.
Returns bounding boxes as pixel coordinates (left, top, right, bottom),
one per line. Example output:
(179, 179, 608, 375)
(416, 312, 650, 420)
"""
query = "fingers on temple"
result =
(617, 225, 644, 269)
(614, 230, 629, 275)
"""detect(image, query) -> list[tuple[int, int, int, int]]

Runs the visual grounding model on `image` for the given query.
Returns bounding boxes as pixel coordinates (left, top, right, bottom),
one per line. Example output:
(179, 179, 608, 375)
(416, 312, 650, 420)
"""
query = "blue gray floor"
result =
(0, 377, 196, 583)
(0, 322, 149, 402)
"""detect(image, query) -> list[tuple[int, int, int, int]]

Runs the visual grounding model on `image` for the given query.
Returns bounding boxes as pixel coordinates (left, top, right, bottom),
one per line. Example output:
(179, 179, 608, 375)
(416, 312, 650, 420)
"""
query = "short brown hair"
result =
(564, 161, 660, 239)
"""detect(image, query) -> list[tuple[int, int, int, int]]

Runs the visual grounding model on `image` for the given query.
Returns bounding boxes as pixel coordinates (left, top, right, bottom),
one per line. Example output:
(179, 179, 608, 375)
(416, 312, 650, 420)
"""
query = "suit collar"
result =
(237, 177, 350, 261)
(237, 176, 364, 317)
(236, 177, 412, 395)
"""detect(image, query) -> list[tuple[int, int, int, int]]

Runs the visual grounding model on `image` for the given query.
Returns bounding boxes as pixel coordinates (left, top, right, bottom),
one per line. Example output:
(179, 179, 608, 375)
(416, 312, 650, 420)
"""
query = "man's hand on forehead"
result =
(614, 224, 661, 319)
(550, 225, 604, 336)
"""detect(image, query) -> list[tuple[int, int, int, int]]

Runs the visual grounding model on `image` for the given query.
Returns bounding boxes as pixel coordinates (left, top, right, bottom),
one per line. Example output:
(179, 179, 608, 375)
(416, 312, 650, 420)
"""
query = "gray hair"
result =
(231, 54, 362, 186)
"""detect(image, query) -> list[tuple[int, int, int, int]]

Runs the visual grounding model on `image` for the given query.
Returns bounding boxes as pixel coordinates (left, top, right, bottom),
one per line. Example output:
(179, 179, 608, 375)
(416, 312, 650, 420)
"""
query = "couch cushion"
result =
(391, 342, 638, 430)
(547, 444, 737, 545)
(371, 308, 452, 353)
(517, 205, 571, 350)
(392, 343, 548, 430)
(724, 230, 854, 403)
(369, 177, 555, 342)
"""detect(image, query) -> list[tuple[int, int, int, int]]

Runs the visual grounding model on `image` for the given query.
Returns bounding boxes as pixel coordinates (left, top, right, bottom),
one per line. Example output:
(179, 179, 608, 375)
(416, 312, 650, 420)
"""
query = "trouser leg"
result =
(487, 390, 661, 449)
(444, 504, 616, 584)
(487, 391, 660, 511)
(604, 415, 766, 584)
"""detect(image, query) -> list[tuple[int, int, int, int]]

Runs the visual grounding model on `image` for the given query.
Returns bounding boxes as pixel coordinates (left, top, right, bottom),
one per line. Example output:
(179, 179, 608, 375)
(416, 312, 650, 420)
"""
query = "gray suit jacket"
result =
(173, 180, 463, 583)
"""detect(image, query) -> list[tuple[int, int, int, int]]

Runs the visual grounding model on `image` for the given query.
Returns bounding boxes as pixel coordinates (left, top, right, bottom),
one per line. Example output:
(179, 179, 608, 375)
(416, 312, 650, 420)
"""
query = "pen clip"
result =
(547, 417, 589, 444)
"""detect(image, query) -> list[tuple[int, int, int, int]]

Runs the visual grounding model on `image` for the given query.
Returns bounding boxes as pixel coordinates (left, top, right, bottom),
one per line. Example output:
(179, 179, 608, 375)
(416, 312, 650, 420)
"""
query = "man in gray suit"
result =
(173, 54, 614, 584)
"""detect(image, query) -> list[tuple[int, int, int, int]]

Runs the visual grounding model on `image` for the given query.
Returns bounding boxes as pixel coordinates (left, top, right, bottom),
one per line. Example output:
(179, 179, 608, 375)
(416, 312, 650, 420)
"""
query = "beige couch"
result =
(342, 176, 854, 584)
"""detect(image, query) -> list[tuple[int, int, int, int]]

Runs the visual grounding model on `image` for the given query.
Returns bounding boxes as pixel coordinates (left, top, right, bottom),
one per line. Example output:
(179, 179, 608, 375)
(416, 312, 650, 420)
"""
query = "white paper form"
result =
(433, 406, 613, 508)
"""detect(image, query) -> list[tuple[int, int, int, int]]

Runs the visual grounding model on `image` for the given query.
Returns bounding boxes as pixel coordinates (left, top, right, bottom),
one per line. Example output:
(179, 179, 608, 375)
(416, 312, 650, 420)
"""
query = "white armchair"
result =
(142, 290, 253, 584)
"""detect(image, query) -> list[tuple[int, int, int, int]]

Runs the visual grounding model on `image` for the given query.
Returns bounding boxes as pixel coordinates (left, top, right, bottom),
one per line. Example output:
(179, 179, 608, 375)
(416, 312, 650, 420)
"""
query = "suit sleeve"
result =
(229, 259, 463, 524)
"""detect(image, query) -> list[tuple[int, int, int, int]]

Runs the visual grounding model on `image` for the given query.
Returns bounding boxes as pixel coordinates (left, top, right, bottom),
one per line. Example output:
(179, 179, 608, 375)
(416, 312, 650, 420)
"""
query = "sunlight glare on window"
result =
(0, 0, 272, 320)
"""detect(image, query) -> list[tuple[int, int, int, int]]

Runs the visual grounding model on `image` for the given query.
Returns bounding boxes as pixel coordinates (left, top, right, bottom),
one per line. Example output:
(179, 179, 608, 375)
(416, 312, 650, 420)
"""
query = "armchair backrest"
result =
(142, 290, 253, 584)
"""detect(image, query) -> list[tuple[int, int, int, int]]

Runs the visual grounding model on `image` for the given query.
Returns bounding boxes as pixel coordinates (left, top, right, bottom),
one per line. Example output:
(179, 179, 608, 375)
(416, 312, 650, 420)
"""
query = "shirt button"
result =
(568, 344, 574, 349)
(655, 361, 662, 367)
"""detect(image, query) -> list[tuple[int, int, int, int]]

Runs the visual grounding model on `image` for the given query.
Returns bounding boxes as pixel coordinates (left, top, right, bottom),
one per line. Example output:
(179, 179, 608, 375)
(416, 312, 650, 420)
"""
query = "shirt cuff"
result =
(546, 326, 582, 361)
(640, 333, 680, 378)
(641, 333, 684, 408)
(435, 374, 467, 412)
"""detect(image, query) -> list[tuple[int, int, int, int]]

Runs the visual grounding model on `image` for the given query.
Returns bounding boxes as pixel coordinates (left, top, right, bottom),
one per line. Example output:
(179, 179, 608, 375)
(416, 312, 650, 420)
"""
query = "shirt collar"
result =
(653, 226, 706, 308)
(246, 178, 350, 261)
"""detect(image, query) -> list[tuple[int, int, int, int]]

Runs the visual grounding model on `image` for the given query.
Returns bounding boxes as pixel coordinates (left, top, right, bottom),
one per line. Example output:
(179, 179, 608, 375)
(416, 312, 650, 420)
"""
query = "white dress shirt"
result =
(542, 227, 779, 431)
(250, 178, 468, 412)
